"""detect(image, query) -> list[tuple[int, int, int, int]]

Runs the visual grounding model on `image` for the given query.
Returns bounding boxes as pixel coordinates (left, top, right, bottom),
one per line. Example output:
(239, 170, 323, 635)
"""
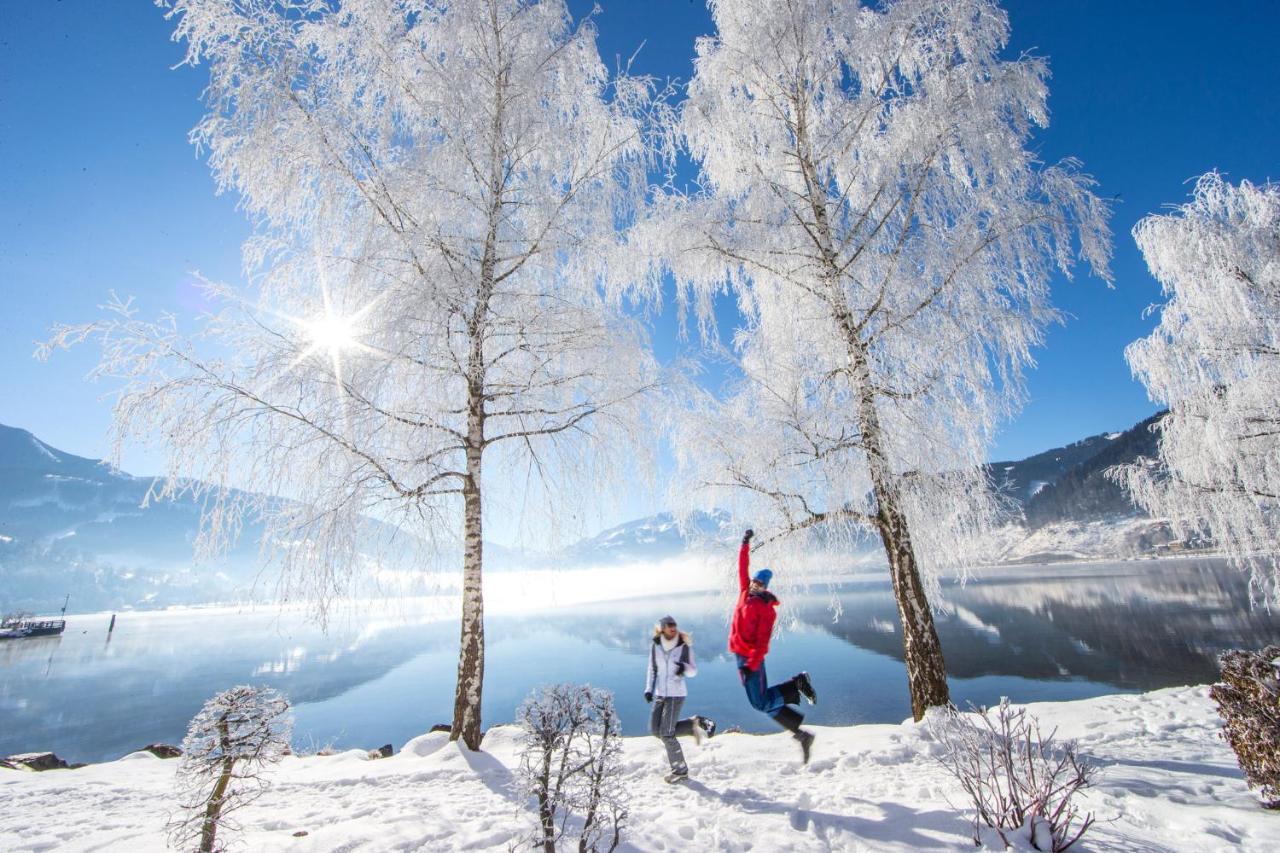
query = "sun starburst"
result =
(304, 311, 359, 354)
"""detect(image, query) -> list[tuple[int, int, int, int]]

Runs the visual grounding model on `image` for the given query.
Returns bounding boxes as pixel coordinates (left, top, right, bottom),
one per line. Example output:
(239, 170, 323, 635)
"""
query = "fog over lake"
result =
(3, 556, 1278, 764)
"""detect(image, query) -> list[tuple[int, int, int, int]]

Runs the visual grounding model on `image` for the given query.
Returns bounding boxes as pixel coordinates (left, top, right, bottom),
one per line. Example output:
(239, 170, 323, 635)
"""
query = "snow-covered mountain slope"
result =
(987, 410, 1167, 525)
(0, 424, 271, 613)
(0, 425, 428, 614)
(986, 431, 1124, 506)
(1, 686, 1270, 851)
(555, 510, 735, 565)
(987, 517, 1175, 564)
(983, 411, 1205, 563)
(1020, 410, 1165, 528)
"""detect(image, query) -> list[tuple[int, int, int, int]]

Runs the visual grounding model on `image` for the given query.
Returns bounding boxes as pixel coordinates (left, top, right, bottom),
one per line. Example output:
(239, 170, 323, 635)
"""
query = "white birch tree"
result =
(1115, 172, 1280, 607)
(643, 0, 1111, 719)
(42, 0, 663, 749)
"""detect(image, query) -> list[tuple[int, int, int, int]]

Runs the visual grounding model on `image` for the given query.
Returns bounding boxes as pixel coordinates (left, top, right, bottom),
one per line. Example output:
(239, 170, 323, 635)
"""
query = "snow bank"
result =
(1, 687, 1270, 851)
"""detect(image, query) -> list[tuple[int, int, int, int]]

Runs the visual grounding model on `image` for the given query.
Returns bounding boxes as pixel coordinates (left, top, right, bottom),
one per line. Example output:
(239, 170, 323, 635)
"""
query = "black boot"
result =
(795, 729, 815, 764)
(774, 708, 814, 764)
(779, 679, 802, 706)
(774, 706, 804, 734)
(794, 671, 817, 705)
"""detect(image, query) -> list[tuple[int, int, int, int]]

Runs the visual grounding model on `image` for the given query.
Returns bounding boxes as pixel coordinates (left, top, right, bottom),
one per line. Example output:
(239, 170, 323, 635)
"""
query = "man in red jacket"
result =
(731, 529, 817, 762)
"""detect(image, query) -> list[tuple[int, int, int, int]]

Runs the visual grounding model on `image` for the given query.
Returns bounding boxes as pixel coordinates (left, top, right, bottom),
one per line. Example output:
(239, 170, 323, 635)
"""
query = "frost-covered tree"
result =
(42, 0, 662, 749)
(516, 684, 626, 852)
(645, 0, 1111, 718)
(1115, 173, 1280, 606)
(168, 685, 292, 852)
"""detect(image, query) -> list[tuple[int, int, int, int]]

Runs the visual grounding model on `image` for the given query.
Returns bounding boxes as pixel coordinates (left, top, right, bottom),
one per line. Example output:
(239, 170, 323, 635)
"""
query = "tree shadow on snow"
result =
(682, 779, 966, 848)
(459, 746, 520, 802)
(1080, 754, 1244, 781)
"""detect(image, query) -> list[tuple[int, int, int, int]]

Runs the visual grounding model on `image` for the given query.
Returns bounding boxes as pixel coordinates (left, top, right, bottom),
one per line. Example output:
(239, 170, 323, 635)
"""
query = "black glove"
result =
(644, 691, 653, 703)
(742, 529, 754, 545)
(739, 663, 756, 676)
(675, 662, 687, 676)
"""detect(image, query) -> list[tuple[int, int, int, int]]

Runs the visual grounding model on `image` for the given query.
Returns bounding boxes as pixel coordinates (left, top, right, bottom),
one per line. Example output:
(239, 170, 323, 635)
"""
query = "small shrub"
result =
(1210, 645, 1280, 809)
(516, 684, 627, 853)
(933, 698, 1097, 852)
(167, 685, 293, 852)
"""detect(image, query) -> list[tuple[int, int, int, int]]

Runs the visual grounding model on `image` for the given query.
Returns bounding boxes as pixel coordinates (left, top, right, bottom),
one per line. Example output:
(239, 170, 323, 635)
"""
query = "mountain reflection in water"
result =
(817, 558, 1280, 690)
(2, 557, 1276, 764)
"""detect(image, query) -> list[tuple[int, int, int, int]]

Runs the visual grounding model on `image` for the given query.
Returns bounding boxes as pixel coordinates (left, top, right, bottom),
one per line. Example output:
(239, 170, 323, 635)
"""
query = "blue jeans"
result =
(736, 654, 796, 718)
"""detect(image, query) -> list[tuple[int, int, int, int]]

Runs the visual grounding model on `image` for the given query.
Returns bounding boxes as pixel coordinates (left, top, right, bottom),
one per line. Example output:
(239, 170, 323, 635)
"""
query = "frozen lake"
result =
(3, 556, 1279, 764)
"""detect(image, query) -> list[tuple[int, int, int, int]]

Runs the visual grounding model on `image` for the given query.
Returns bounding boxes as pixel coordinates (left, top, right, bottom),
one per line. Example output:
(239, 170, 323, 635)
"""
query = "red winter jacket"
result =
(728, 540, 778, 671)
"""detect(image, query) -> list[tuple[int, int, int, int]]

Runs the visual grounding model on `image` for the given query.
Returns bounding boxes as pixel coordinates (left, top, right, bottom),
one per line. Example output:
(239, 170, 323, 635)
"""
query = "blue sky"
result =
(2, 0, 1278, 484)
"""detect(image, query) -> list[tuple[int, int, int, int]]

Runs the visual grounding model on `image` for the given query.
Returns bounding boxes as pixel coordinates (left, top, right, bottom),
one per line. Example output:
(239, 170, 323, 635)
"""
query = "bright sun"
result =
(305, 312, 358, 352)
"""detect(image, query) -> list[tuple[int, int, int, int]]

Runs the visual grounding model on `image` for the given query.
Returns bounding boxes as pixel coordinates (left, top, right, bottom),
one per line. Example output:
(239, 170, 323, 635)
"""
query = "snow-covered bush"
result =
(933, 699, 1097, 851)
(1211, 645, 1280, 809)
(515, 684, 627, 853)
(167, 685, 292, 852)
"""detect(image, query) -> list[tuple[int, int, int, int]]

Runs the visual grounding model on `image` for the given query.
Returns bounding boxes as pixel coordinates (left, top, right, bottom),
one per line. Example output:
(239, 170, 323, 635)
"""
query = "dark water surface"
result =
(3, 557, 1278, 764)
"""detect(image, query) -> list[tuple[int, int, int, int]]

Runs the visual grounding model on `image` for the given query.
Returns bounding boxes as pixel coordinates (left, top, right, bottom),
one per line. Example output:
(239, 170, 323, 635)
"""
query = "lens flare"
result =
(305, 312, 358, 353)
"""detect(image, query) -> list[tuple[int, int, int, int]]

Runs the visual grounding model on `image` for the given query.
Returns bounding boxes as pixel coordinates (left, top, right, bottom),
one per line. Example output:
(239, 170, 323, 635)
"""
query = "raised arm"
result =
(738, 529, 754, 592)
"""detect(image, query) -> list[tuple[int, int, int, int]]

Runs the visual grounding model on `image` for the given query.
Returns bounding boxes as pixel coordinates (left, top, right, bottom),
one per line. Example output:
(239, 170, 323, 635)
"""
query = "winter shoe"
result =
(795, 671, 817, 705)
(699, 716, 717, 741)
(664, 769, 689, 783)
(795, 730, 815, 764)
(774, 706, 805, 735)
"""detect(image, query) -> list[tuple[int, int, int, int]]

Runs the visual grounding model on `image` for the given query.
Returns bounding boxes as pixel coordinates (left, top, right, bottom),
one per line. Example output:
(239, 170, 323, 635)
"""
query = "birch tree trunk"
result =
(853, 348, 949, 719)
(450, 49, 503, 750)
(453, 244, 493, 749)
(452, 439, 486, 750)
(800, 103, 949, 718)
(453, 252, 488, 750)
(872, 480, 950, 718)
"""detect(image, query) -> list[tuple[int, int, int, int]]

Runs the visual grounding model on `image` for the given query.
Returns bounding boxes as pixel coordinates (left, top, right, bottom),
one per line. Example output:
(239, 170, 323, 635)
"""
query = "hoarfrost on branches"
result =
(41, 0, 666, 749)
(1115, 172, 1280, 606)
(167, 685, 292, 852)
(639, 0, 1110, 718)
(932, 698, 1097, 851)
(1210, 645, 1280, 808)
(516, 684, 627, 853)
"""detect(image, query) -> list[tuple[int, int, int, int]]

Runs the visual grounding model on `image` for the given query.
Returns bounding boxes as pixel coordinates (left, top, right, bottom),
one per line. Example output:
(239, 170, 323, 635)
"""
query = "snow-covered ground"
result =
(2, 686, 1271, 851)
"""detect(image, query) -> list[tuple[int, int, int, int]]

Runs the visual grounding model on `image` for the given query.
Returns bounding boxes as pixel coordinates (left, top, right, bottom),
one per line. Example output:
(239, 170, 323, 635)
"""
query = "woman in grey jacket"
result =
(644, 614, 716, 782)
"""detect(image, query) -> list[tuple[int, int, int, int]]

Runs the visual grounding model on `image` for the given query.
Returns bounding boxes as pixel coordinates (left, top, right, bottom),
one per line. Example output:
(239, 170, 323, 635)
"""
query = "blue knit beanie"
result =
(753, 568, 773, 588)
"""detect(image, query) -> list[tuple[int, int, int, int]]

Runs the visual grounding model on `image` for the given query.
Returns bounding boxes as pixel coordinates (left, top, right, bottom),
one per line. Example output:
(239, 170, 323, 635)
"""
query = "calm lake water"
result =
(3, 557, 1279, 764)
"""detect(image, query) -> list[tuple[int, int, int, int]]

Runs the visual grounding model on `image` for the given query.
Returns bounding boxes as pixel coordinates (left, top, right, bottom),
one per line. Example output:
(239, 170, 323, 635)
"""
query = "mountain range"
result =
(0, 425, 267, 614)
(1, 413, 1175, 614)
(987, 410, 1165, 527)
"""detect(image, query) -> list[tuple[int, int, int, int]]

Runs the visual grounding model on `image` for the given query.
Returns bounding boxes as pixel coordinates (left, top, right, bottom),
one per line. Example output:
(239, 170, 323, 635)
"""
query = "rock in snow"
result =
(139, 744, 182, 759)
(0, 686, 1271, 851)
(1, 752, 69, 772)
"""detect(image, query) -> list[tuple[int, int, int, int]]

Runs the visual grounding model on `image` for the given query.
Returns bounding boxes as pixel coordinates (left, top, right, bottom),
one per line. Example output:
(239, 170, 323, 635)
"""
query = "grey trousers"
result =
(649, 696, 697, 773)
